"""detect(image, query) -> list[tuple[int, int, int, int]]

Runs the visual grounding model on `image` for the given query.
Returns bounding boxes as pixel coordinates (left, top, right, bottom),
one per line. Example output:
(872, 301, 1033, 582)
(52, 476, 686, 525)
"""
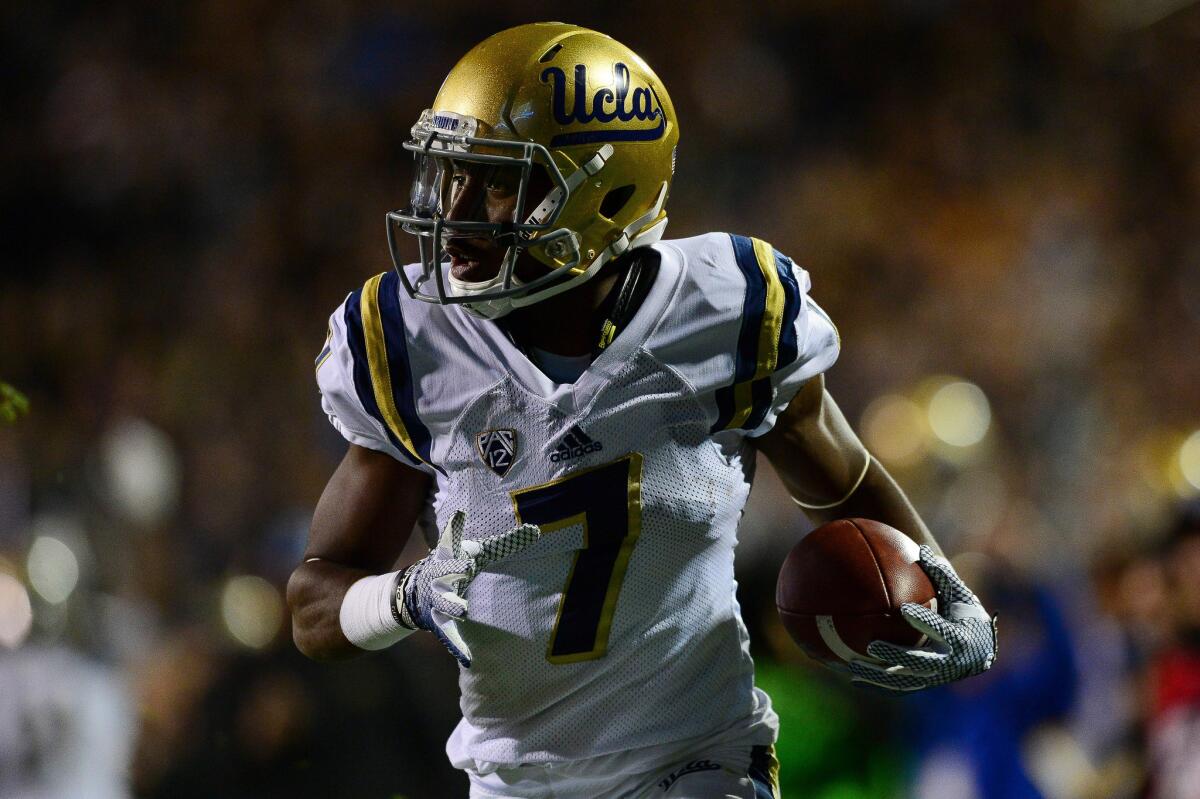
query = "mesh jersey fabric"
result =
(315, 232, 841, 768)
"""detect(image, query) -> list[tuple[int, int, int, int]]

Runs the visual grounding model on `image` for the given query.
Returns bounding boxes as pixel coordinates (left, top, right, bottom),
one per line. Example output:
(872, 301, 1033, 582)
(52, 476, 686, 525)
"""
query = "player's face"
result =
(443, 160, 552, 284)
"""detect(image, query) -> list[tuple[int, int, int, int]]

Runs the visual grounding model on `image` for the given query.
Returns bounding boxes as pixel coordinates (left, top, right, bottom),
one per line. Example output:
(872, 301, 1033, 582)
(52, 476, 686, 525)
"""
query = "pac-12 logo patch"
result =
(477, 429, 517, 477)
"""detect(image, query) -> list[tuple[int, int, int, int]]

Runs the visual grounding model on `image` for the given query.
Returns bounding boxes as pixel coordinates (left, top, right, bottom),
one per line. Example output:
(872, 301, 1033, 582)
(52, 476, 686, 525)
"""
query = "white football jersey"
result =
(316, 232, 840, 770)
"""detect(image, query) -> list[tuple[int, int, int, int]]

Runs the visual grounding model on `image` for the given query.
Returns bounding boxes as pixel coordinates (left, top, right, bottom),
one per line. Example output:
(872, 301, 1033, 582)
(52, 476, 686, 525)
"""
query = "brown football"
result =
(776, 518, 936, 666)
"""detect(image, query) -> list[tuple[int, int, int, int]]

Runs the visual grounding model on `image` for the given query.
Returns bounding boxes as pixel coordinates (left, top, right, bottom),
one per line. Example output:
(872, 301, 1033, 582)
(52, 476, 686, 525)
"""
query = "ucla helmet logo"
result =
(540, 63, 666, 146)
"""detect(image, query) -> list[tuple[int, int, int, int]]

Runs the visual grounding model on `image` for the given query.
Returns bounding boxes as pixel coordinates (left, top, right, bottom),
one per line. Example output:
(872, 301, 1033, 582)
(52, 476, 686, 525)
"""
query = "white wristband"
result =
(338, 571, 415, 651)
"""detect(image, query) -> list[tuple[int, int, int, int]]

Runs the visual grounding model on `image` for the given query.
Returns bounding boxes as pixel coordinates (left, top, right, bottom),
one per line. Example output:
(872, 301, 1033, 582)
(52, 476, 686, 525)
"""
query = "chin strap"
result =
(451, 146, 616, 319)
(505, 180, 670, 312)
(596, 245, 661, 353)
(602, 181, 670, 259)
(524, 145, 615, 229)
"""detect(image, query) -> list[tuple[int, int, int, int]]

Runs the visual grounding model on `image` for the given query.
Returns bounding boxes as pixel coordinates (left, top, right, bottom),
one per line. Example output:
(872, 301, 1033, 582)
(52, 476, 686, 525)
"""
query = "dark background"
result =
(2, 2, 1200, 797)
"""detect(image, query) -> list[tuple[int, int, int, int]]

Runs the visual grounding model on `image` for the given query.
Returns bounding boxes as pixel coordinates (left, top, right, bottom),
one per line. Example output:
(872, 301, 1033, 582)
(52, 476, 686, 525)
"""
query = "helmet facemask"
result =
(387, 109, 602, 320)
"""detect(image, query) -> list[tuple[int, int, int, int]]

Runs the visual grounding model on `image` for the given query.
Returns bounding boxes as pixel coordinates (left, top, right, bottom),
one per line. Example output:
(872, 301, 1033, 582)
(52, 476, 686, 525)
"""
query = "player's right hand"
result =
(848, 545, 997, 692)
(396, 510, 540, 667)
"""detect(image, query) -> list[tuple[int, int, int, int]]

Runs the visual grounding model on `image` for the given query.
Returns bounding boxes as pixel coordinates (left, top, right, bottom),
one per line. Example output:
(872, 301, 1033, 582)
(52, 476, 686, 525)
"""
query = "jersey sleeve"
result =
(314, 273, 439, 474)
(710, 234, 841, 438)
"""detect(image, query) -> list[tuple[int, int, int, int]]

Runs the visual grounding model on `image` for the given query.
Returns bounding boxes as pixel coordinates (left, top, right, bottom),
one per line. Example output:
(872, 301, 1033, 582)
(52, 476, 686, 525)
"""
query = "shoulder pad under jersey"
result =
(315, 270, 443, 475)
(650, 232, 840, 438)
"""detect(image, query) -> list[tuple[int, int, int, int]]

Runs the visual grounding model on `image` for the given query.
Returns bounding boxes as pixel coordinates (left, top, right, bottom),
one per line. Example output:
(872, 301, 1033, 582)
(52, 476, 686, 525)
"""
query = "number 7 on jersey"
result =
(511, 454, 643, 664)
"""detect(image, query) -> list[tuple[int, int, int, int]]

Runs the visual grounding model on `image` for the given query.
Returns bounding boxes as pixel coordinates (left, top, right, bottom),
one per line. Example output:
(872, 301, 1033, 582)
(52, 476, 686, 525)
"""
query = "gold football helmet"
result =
(387, 22, 679, 319)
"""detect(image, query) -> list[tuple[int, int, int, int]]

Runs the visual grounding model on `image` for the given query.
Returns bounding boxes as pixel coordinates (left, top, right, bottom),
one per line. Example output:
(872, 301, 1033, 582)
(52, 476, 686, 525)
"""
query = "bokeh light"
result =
(861, 394, 928, 467)
(221, 575, 284, 649)
(27, 535, 80, 605)
(1135, 431, 1180, 497)
(927, 381, 991, 448)
(101, 417, 181, 528)
(1147, 430, 1200, 499)
(0, 572, 33, 648)
(1179, 430, 1200, 493)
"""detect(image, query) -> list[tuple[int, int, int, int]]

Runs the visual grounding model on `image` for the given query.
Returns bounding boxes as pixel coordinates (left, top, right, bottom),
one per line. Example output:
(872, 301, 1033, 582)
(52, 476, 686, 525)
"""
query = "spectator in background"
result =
(0, 638, 135, 799)
(1146, 504, 1200, 799)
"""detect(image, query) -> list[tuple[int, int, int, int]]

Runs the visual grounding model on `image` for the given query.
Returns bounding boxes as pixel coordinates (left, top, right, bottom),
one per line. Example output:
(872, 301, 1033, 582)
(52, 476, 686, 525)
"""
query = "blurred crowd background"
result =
(3, 1, 1200, 797)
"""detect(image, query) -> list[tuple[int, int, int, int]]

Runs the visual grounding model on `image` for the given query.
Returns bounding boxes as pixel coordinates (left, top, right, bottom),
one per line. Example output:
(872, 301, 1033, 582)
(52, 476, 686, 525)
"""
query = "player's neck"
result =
(504, 269, 622, 357)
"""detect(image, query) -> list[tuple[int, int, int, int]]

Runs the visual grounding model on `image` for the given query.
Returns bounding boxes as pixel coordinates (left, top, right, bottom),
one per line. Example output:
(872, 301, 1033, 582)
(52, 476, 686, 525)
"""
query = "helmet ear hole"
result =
(599, 185, 636, 220)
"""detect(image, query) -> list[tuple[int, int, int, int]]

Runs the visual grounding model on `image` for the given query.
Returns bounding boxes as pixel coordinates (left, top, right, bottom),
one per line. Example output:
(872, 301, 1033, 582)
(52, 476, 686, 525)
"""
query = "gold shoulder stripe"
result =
(726, 381, 756, 430)
(359, 273, 424, 465)
(751, 237, 785, 379)
(722, 238, 786, 430)
(314, 324, 333, 373)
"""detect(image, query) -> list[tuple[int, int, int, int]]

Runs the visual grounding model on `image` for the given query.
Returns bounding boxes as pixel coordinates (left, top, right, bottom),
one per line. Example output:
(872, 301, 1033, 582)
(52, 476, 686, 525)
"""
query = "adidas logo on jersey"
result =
(549, 426, 603, 462)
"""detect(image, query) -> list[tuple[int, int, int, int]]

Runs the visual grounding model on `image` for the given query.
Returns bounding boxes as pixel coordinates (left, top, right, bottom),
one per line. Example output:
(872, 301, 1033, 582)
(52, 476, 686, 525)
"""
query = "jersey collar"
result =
(458, 242, 683, 415)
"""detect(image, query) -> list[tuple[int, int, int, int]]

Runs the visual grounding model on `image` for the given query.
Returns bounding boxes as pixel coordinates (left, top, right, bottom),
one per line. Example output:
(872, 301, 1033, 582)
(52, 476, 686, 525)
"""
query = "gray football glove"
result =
(849, 545, 997, 692)
(396, 511, 540, 668)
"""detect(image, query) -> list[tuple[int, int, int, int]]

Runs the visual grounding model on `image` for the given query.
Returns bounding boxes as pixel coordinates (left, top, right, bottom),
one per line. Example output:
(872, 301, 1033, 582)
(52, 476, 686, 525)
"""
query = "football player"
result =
(287, 23, 997, 799)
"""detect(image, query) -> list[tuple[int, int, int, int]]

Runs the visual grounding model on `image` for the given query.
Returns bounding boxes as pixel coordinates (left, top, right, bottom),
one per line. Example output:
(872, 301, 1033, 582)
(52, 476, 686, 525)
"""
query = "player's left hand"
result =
(397, 510, 540, 668)
(848, 545, 997, 692)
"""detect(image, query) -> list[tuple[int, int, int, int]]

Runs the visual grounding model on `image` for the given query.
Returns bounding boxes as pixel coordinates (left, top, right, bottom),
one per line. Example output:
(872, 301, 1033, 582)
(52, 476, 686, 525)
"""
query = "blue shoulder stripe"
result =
(739, 248, 806, 429)
(742, 375, 776, 434)
(342, 288, 423, 468)
(711, 235, 769, 433)
(712, 384, 734, 433)
(712, 237, 810, 434)
(730, 234, 767, 383)
(774, 249, 802, 371)
(374, 271, 440, 471)
(343, 277, 446, 470)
